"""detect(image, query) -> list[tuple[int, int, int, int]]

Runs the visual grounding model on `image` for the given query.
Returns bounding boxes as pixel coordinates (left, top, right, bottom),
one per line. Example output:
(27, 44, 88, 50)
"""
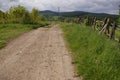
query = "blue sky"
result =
(0, 0, 120, 14)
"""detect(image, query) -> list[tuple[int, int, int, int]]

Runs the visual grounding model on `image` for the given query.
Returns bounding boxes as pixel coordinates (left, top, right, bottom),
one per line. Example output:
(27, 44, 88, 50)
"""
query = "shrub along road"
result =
(0, 25, 79, 80)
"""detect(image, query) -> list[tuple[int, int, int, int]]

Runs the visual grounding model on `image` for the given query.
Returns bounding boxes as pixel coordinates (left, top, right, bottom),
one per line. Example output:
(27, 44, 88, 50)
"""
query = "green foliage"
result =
(119, 8, 120, 24)
(61, 23, 120, 80)
(0, 5, 46, 24)
(32, 21, 50, 29)
(30, 8, 41, 24)
(0, 10, 5, 23)
(8, 5, 29, 23)
(118, 15, 120, 25)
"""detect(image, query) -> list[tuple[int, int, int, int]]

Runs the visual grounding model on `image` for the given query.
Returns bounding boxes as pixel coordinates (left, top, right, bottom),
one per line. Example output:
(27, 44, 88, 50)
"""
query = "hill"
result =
(41, 10, 118, 20)
(41, 10, 118, 16)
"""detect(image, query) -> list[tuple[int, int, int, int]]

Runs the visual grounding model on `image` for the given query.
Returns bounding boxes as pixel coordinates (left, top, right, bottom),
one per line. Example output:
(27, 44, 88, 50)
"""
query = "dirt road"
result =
(0, 25, 79, 80)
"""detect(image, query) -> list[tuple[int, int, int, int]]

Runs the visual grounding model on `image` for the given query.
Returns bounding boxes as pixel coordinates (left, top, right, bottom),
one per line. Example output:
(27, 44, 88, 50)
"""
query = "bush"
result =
(0, 5, 46, 24)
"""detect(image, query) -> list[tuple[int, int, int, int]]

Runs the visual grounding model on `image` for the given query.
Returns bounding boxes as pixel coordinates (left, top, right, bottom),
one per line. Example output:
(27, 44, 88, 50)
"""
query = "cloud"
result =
(0, 0, 18, 11)
(0, 0, 119, 14)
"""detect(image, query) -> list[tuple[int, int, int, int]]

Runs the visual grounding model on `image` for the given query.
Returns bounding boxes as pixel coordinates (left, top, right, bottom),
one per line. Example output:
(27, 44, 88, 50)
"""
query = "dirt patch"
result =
(0, 25, 80, 80)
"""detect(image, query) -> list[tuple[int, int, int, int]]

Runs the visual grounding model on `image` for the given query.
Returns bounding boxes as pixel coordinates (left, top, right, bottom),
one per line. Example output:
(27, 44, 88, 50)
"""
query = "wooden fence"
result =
(61, 16, 120, 43)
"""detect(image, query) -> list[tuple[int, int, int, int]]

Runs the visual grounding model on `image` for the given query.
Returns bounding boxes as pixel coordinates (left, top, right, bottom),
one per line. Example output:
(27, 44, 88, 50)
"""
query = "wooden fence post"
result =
(118, 37, 120, 43)
(93, 17, 97, 30)
(109, 22, 117, 40)
(100, 18, 111, 36)
(77, 16, 81, 23)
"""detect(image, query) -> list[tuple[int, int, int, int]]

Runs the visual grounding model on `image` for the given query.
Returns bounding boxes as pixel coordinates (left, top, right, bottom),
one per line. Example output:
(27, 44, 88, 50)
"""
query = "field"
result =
(0, 22, 49, 48)
(61, 23, 120, 80)
(0, 2, 120, 80)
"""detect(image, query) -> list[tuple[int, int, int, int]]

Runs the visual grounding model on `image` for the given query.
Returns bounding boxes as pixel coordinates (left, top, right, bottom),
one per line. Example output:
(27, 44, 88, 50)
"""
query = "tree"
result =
(30, 8, 40, 24)
(8, 5, 29, 23)
(0, 5, 43, 24)
(119, 17, 120, 25)
(119, 5, 120, 24)
(0, 10, 5, 23)
(0, 10, 4, 18)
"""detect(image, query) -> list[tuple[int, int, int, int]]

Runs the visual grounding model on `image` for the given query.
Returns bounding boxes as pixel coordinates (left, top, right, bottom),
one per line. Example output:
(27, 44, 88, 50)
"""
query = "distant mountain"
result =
(41, 10, 117, 16)
(40, 10, 118, 21)
(40, 10, 58, 16)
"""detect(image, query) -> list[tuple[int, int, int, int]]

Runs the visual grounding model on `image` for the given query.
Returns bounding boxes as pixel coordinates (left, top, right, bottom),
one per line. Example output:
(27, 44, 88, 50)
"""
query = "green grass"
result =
(0, 22, 49, 48)
(33, 21, 50, 29)
(61, 23, 120, 80)
(115, 29, 120, 39)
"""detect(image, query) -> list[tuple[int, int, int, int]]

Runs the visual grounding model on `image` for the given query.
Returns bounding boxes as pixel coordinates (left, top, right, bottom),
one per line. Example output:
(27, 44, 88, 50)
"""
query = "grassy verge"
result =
(0, 22, 49, 48)
(61, 23, 120, 80)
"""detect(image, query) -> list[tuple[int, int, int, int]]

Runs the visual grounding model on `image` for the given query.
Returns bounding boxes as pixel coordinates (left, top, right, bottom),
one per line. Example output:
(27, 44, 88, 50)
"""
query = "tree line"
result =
(119, 5, 120, 25)
(0, 5, 45, 24)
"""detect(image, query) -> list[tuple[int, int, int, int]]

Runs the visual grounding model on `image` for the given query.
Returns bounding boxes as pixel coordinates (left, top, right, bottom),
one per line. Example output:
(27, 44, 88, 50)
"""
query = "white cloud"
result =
(0, 0, 119, 14)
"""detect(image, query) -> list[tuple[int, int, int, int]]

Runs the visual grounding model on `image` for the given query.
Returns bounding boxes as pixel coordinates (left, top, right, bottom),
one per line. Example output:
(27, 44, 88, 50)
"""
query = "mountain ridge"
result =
(40, 10, 118, 16)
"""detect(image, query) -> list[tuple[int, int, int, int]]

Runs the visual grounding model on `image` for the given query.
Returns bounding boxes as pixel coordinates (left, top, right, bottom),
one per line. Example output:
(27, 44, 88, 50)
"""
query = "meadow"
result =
(0, 21, 49, 48)
(61, 23, 120, 80)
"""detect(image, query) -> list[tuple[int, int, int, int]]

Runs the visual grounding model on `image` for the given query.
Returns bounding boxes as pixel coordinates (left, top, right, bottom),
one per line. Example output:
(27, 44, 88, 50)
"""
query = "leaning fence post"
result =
(100, 18, 110, 36)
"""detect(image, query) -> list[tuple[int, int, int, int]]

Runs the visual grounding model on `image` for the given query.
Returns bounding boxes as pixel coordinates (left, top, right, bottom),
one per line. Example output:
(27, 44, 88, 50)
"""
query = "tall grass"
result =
(61, 23, 120, 80)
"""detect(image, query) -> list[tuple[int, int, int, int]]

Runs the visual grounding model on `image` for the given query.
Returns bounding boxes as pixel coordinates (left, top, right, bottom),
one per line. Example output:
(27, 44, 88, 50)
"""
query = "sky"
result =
(0, 0, 120, 14)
